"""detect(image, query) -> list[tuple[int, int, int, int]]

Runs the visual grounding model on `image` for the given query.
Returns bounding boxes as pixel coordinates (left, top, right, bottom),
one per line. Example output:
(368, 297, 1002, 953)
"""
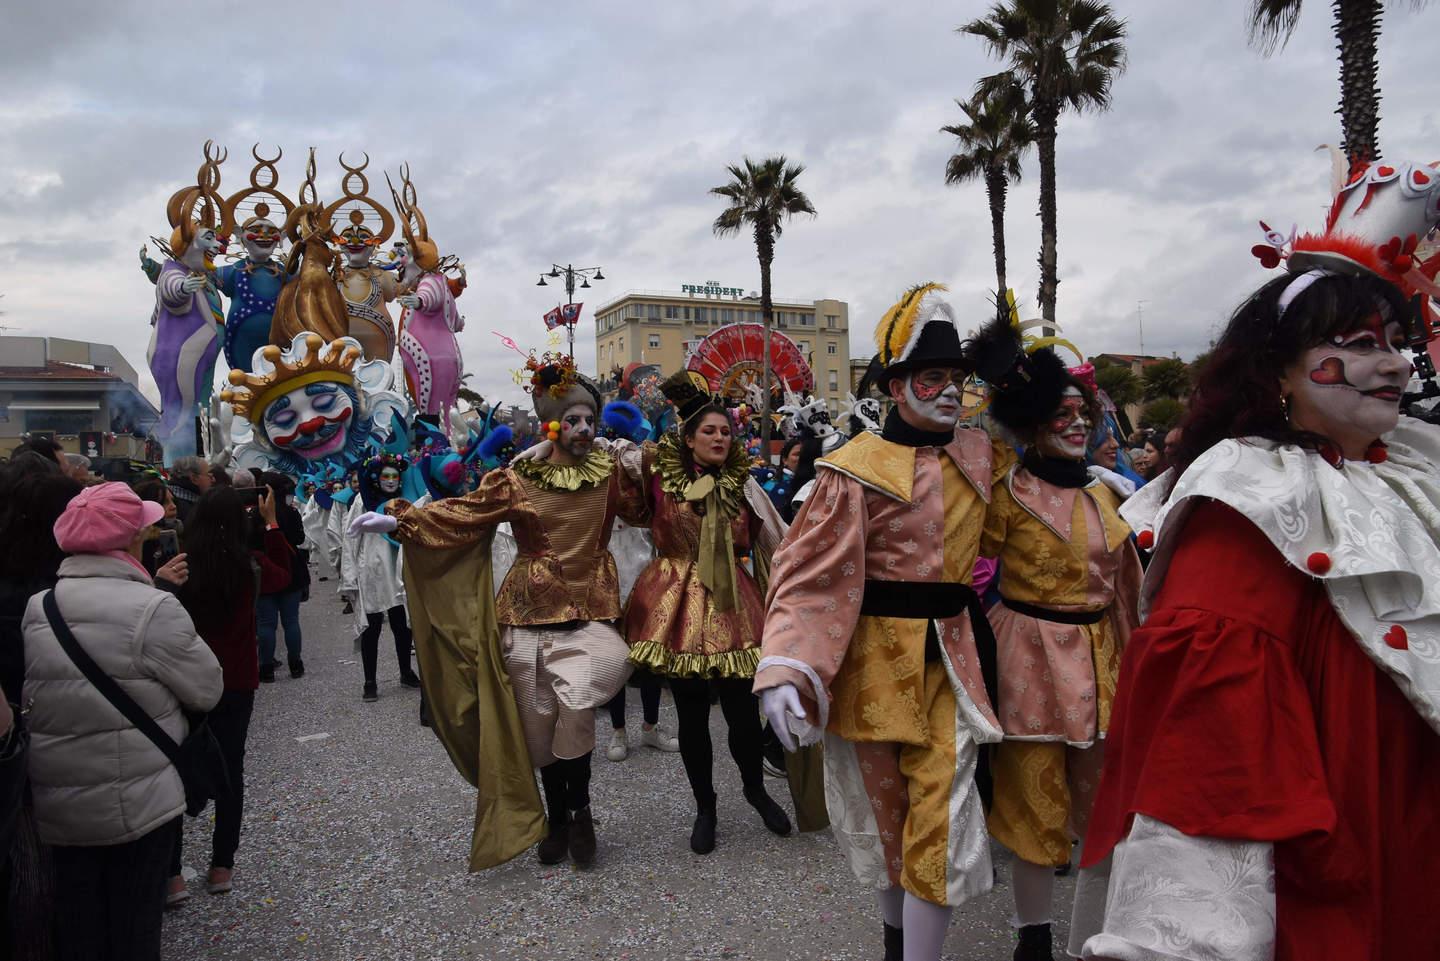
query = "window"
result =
(828, 370, 839, 391)
(665, 305, 679, 319)
(626, 305, 643, 319)
(826, 314, 838, 328)
(776, 313, 788, 327)
(26, 410, 93, 434)
(618, 337, 624, 352)
(801, 313, 815, 326)
(647, 304, 661, 320)
(826, 342, 837, 355)
(648, 334, 661, 349)
(721, 308, 734, 323)
(683, 307, 691, 320)
(798, 341, 811, 356)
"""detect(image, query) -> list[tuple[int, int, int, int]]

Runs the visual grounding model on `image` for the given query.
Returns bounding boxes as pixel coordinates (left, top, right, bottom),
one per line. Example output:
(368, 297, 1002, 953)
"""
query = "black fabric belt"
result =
(1000, 596, 1108, 626)
(859, 579, 998, 741)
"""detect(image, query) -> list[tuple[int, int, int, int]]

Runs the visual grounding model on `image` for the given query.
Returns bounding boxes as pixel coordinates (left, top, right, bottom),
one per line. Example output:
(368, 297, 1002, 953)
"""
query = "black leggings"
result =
(359, 605, 413, 684)
(170, 690, 254, 874)
(668, 676, 765, 810)
(605, 673, 661, 729)
(539, 752, 593, 821)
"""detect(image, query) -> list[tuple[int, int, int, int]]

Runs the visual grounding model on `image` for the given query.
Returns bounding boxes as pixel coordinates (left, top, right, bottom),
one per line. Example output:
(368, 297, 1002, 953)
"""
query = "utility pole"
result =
(1136, 300, 1149, 357)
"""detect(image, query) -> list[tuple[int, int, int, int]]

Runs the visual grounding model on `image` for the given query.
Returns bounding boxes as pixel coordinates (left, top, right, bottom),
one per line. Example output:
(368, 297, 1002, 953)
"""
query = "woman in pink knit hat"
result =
(22, 482, 222, 961)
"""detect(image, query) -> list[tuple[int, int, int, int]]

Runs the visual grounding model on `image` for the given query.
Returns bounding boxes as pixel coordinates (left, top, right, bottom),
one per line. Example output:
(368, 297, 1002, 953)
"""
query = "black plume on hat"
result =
(661, 369, 718, 426)
(969, 306, 1073, 435)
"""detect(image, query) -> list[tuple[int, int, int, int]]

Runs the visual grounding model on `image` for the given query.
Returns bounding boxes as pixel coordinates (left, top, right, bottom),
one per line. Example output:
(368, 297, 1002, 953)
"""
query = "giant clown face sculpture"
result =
(260, 380, 357, 461)
(220, 332, 410, 475)
(240, 216, 282, 263)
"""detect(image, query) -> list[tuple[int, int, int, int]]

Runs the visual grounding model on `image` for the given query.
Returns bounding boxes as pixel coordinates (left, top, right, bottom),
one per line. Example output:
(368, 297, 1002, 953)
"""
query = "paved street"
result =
(161, 585, 1078, 961)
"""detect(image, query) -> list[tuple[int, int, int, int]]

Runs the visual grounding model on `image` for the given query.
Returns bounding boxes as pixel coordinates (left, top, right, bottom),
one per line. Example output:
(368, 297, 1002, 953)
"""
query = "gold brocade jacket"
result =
(979, 467, 1141, 743)
(391, 451, 647, 626)
(754, 428, 1013, 747)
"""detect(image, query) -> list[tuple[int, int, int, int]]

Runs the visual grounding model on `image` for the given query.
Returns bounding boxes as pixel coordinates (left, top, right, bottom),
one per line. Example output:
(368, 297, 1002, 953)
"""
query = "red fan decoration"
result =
(686, 323, 814, 399)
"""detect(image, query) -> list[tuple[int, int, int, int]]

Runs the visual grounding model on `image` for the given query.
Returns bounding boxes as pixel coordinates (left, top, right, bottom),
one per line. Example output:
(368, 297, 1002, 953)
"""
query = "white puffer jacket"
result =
(22, 554, 223, 846)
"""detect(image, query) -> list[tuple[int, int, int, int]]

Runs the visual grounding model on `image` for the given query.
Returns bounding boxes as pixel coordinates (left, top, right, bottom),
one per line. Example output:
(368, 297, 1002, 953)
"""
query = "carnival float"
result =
(141, 142, 470, 468)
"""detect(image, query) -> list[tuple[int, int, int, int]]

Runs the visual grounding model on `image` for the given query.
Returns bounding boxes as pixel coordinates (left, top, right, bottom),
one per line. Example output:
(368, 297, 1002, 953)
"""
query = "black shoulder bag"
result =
(42, 590, 229, 817)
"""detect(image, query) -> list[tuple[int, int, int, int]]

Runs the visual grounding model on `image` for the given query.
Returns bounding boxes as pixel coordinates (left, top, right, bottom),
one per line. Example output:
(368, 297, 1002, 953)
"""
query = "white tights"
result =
(1011, 857, 1055, 928)
(876, 887, 955, 961)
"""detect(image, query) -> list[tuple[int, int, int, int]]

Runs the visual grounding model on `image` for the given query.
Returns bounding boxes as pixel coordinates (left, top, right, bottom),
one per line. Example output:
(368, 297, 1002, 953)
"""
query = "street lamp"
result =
(535, 262, 604, 359)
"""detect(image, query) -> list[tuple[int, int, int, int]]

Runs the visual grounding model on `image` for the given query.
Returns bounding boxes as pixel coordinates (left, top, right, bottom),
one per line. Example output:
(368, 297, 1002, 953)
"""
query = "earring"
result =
(1280, 394, 1291, 421)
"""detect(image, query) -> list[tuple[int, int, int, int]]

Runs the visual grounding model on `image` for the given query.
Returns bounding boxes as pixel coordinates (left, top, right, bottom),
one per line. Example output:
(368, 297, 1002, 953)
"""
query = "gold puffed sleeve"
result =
(980, 466, 1014, 560)
(391, 469, 516, 550)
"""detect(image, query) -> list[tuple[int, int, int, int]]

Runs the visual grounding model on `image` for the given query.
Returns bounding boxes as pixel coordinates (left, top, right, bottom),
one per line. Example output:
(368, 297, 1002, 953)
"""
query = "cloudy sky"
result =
(2, 0, 1436, 407)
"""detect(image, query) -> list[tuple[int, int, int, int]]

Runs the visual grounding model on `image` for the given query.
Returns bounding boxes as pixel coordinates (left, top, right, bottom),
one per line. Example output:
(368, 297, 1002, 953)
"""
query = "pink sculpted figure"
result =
(388, 166, 466, 430)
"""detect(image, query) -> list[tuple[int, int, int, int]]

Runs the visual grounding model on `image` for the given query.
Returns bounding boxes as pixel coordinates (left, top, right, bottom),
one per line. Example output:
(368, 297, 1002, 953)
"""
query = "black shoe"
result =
(690, 809, 717, 855)
(537, 821, 569, 865)
(288, 659, 305, 679)
(342, 600, 354, 615)
(399, 671, 421, 689)
(1013, 923, 1056, 961)
(744, 788, 792, 837)
(362, 683, 378, 702)
(883, 922, 903, 961)
(1054, 860, 1072, 877)
(568, 807, 596, 866)
(259, 664, 275, 684)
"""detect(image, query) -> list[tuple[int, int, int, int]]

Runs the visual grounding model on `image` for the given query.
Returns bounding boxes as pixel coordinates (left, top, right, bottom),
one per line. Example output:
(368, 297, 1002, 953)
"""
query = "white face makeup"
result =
(183, 227, 225, 271)
(557, 403, 596, 459)
(340, 225, 376, 268)
(1035, 387, 1091, 461)
(241, 218, 281, 262)
(1282, 315, 1413, 457)
(378, 467, 401, 494)
(894, 368, 963, 432)
(262, 381, 356, 460)
(687, 412, 733, 467)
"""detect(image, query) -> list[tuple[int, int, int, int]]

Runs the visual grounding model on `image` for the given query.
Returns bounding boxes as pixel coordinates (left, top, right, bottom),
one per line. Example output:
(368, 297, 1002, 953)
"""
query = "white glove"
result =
(1087, 464, 1137, 499)
(760, 684, 819, 752)
(349, 511, 398, 536)
(513, 438, 552, 462)
(397, 293, 422, 309)
(181, 274, 207, 293)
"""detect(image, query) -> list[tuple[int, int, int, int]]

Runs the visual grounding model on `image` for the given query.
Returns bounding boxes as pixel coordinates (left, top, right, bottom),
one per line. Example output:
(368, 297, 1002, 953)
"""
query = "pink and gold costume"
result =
(980, 465, 1140, 868)
(754, 427, 1010, 906)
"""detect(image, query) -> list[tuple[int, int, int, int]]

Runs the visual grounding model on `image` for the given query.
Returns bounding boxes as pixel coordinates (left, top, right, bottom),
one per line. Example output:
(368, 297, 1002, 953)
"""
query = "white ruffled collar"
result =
(1124, 417, 1440, 735)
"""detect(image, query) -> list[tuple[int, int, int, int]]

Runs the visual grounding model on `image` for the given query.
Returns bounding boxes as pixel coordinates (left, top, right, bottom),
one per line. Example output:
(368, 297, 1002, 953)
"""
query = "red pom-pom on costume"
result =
(1306, 552, 1332, 575)
(1366, 441, 1389, 464)
(1136, 530, 1155, 550)
(1384, 625, 1409, 650)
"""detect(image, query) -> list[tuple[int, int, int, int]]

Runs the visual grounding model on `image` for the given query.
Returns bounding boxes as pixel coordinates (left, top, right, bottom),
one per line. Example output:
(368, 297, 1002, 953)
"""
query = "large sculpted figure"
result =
(327, 154, 401, 362)
(146, 142, 233, 464)
(219, 332, 408, 475)
(388, 166, 466, 430)
(216, 146, 296, 372)
(269, 151, 349, 347)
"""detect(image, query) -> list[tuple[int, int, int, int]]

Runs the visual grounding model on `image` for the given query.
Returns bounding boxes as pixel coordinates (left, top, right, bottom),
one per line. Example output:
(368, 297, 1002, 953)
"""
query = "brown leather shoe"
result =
(537, 821, 569, 865)
(568, 807, 597, 866)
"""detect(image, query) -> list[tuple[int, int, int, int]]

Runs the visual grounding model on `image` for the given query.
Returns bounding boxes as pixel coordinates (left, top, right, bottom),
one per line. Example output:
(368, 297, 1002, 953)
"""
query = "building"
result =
(0, 337, 160, 462)
(593, 285, 852, 412)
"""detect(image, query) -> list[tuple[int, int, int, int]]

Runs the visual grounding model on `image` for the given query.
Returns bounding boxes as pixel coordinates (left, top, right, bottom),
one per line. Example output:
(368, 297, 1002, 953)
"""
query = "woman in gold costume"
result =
(619, 372, 793, 855)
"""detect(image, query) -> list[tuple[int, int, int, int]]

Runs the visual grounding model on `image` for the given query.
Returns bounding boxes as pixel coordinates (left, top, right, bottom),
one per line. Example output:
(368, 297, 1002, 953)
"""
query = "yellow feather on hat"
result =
(873, 282, 947, 367)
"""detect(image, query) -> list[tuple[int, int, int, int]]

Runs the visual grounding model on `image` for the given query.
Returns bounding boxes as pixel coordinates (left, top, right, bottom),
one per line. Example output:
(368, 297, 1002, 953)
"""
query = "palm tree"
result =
(1142, 357, 1191, 401)
(710, 156, 816, 454)
(1247, 0, 1420, 174)
(961, 0, 1127, 326)
(942, 82, 1034, 297)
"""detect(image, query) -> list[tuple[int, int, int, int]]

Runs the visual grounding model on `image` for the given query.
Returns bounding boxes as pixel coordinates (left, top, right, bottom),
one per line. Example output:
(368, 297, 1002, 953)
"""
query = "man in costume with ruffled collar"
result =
(349, 354, 644, 871)
(1070, 156, 1440, 961)
(755, 284, 1012, 961)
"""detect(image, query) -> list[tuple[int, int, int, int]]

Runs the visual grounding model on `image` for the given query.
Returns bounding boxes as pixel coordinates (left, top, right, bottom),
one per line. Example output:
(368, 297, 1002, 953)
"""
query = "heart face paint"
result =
(1035, 388, 1091, 460)
(1284, 316, 1412, 457)
(898, 368, 964, 431)
(557, 403, 596, 460)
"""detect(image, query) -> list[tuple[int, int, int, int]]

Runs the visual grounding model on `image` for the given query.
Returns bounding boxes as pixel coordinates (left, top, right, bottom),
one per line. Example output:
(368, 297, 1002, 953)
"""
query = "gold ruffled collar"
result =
(654, 432, 751, 505)
(511, 448, 614, 491)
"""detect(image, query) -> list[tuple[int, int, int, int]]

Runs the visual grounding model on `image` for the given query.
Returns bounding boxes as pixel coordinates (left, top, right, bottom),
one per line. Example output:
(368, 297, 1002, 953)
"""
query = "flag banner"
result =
(543, 306, 563, 330)
(560, 302, 584, 326)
